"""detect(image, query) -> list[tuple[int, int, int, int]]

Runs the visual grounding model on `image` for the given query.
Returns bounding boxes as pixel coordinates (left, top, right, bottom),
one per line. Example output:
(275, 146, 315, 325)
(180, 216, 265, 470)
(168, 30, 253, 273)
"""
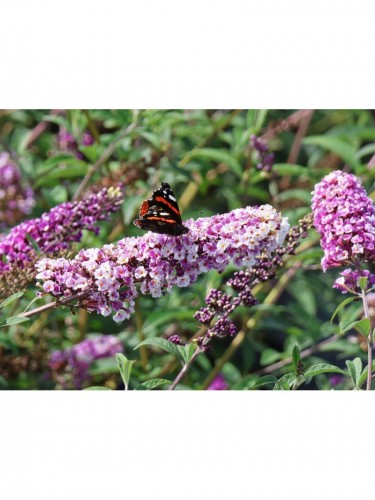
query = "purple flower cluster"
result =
(57, 127, 94, 159)
(0, 152, 35, 228)
(194, 289, 243, 338)
(333, 268, 375, 294)
(0, 186, 124, 275)
(49, 335, 123, 388)
(207, 374, 228, 390)
(168, 335, 184, 345)
(250, 135, 275, 172)
(312, 171, 375, 271)
(36, 204, 289, 321)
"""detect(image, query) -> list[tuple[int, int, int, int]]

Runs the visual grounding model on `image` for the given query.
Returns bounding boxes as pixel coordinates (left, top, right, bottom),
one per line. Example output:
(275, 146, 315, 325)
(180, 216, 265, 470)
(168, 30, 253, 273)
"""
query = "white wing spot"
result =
(168, 195, 176, 201)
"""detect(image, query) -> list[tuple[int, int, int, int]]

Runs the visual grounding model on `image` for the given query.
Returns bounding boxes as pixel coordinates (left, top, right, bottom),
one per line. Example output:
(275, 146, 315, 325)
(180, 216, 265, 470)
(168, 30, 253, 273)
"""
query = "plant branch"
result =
(26, 110, 62, 149)
(363, 290, 373, 390)
(135, 298, 148, 371)
(200, 261, 303, 389)
(19, 291, 90, 319)
(254, 335, 339, 376)
(168, 346, 203, 390)
(287, 110, 314, 164)
(261, 109, 314, 142)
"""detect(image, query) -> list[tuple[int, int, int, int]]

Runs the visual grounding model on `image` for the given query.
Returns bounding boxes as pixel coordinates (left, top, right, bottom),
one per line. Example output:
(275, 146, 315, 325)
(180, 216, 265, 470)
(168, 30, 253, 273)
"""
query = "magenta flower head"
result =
(312, 170, 375, 272)
(0, 152, 35, 228)
(36, 204, 289, 322)
(49, 335, 123, 388)
(0, 186, 124, 275)
(207, 374, 228, 390)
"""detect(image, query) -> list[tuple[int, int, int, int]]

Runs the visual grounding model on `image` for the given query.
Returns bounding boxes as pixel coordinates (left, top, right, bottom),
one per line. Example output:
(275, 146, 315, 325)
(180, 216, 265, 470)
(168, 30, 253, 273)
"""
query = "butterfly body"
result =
(133, 182, 189, 236)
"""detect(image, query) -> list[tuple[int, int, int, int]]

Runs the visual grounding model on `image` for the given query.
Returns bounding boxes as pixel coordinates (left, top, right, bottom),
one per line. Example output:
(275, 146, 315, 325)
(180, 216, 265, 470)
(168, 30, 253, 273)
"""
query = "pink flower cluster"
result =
(0, 186, 124, 275)
(312, 170, 375, 271)
(49, 335, 123, 388)
(0, 152, 35, 228)
(36, 204, 289, 322)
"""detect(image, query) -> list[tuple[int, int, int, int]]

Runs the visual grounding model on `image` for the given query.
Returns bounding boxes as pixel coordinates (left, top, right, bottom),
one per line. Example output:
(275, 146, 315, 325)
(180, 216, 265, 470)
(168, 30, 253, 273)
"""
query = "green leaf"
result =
(246, 109, 268, 131)
(248, 375, 278, 390)
(274, 373, 296, 391)
(355, 143, 375, 160)
(25, 233, 43, 255)
(303, 135, 359, 169)
(330, 296, 358, 323)
(352, 318, 371, 337)
(357, 360, 375, 388)
(134, 337, 181, 361)
(346, 358, 363, 389)
(40, 114, 69, 128)
(0, 316, 30, 328)
(182, 148, 243, 177)
(272, 164, 308, 176)
(358, 276, 368, 291)
(115, 353, 135, 389)
(34, 157, 88, 188)
(276, 188, 312, 204)
(141, 378, 171, 390)
(36, 153, 85, 174)
(291, 375, 306, 390)
(132, 130, 162, 151)
(260, 348, 283, 366)
(292, 345, 301, 374)
(21, 295, 42, 314)
(288, 277, 317, 317)
(340, 318, 371, 337)
(339, 319, 360, 335)
(0, 375, 9, 389)
(78, 144, 102, 162)
(89, 357, 118, 376)
(142, 309, 195, 335)
(304, 363, 346, 378)
(83, 386, 112, 391)
(0, 291, 24, 310)
(177, 343, 197, 365)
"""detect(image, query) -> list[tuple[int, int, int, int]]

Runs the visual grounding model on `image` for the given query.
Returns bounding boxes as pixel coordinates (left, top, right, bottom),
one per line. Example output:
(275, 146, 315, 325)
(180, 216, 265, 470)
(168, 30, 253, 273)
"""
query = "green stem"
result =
(362, 290, 373, 390)
(168, 346, 203, 390)
(135, 298, 148, 371)
(19, 291, 90, 319)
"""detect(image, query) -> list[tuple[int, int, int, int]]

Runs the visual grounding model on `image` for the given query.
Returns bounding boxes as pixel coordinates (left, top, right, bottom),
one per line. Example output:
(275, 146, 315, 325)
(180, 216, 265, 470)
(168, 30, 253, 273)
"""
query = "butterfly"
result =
(133, 182, 189, 236)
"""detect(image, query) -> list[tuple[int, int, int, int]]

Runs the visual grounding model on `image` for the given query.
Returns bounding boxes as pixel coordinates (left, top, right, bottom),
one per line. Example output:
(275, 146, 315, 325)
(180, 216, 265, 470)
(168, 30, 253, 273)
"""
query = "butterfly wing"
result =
(133, 182, 189, 236)
(149, 182, 183, 224)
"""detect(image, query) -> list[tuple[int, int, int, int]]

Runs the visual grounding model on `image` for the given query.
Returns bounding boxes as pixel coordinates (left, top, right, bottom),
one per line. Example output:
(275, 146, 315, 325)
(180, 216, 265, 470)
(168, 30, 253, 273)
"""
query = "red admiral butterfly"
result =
(133, 182, 189, 236)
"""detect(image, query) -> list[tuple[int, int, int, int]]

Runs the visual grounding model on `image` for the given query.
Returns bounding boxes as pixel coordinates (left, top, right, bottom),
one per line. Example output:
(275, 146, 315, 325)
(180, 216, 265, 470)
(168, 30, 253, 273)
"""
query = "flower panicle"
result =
(194, 213, 313, 342)
(0, 152, 35, 228)
(49, 335, 123, 388)
(36, 204, 290, 322)
(0, 185, 125, 276)
(312, 170, 375, 271)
